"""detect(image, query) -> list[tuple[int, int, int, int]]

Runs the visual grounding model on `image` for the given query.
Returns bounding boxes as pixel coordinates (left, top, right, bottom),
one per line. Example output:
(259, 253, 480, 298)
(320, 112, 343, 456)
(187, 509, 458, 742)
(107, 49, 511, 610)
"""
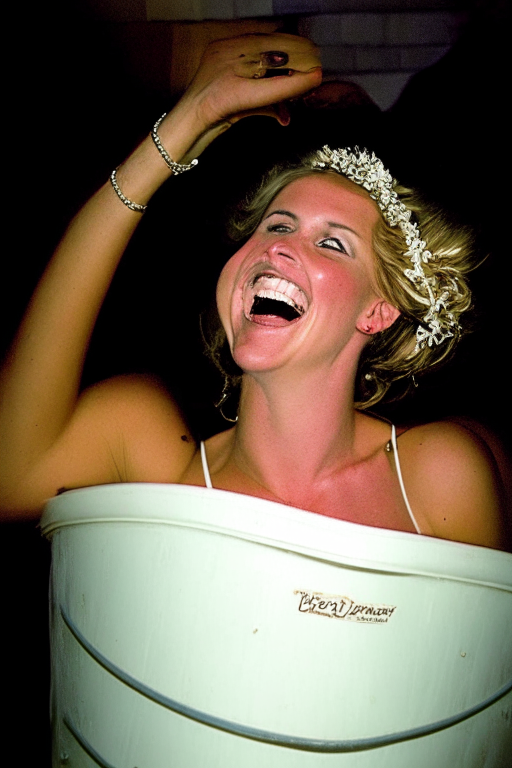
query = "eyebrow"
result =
(264, 209, 298, 221)
(264, 210, 362, 240)
(327, 221, 362, 240)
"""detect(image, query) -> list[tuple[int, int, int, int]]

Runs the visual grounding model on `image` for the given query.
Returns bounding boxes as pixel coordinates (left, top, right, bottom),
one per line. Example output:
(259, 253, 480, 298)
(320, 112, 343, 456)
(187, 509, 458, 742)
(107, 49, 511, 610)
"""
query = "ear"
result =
(356, 299, 401, 335)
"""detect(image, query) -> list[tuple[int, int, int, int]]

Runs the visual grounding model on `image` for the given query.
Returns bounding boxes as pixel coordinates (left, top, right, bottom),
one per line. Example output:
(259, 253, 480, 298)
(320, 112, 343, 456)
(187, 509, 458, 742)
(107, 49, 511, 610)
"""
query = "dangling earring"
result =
(215, 376, 238, 423)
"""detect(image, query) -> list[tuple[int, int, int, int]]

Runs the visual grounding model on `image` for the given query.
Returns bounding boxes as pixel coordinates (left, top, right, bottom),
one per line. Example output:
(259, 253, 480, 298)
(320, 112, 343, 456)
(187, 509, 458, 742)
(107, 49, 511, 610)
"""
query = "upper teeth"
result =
(256, 289, 296, 308)
(251, 275, 307, 314)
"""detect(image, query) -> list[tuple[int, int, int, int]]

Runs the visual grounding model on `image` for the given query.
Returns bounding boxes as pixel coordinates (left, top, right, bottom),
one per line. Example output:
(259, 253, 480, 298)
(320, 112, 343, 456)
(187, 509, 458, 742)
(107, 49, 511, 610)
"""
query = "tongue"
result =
(250, 314, 293, 327)
(250, 296, 300, 326)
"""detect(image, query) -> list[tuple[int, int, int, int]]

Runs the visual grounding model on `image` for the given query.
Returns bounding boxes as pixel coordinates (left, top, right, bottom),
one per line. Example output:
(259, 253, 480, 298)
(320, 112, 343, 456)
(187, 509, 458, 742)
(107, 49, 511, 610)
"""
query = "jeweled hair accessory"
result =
(313, 146, 460, 353)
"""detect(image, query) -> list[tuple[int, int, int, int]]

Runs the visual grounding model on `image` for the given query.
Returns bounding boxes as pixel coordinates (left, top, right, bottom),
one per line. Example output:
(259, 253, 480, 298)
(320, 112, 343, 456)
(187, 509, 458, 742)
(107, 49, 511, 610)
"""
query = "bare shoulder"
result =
(78, 372, 185, 428)
(397, 421, 510, 550)
(6, 375, 196, 519)
(68, 374, 196, 482)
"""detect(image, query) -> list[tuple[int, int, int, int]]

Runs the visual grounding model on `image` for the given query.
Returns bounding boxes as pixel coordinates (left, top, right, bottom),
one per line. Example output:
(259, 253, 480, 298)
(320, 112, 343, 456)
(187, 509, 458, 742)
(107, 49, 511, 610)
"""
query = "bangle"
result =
(151, 113, 199, 175)
(110, 168, 148, 214)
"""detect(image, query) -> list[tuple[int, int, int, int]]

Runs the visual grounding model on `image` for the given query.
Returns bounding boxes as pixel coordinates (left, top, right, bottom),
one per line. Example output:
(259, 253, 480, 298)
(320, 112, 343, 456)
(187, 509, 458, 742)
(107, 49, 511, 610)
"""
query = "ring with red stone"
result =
(261, 51, 289, 67)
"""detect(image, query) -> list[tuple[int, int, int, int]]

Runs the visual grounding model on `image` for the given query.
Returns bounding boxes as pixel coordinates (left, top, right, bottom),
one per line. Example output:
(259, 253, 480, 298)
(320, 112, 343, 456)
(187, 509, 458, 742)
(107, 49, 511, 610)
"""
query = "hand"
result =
(179, 33, 322, 129)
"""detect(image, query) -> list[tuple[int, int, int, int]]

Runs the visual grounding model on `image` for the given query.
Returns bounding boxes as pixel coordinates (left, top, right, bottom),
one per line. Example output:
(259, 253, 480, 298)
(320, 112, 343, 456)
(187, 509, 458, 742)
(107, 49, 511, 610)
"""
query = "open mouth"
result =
(251, 295, 301, 321)
(244, 274, 308, 326)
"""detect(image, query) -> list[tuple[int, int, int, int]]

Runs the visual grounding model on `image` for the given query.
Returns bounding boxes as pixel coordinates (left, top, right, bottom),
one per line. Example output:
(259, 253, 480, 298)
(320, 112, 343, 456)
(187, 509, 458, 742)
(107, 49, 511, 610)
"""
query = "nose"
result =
(265, 239, 299, 263)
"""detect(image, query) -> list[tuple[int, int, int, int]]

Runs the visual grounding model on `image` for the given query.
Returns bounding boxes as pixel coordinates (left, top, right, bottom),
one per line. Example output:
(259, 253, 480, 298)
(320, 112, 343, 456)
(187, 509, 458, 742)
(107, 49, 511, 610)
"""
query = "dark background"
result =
(2, 1, 509, 764)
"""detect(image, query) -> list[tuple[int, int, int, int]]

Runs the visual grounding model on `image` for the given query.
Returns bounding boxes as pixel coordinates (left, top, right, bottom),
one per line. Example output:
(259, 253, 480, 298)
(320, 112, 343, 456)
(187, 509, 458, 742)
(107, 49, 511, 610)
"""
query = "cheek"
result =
(313, 265, 363, 305)
(215, 265, 230, 327)
(215, 256, 241, 341)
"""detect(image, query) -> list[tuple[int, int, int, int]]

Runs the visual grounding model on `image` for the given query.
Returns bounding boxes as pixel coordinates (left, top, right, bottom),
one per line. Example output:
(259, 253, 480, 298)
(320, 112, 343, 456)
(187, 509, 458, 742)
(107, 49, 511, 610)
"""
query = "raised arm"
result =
(0, 34, 321, 519)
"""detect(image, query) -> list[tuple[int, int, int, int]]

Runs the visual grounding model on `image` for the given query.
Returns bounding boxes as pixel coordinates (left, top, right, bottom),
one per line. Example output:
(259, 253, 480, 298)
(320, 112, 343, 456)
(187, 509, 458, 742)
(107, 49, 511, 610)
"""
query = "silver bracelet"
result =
(110, 168, 148, 214)
(151, 113, 199, 174)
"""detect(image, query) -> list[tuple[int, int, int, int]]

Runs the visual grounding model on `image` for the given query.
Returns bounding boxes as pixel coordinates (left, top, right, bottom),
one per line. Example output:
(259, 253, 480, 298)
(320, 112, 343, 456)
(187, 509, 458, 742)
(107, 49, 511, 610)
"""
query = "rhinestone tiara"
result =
(312, 146, 460, 353)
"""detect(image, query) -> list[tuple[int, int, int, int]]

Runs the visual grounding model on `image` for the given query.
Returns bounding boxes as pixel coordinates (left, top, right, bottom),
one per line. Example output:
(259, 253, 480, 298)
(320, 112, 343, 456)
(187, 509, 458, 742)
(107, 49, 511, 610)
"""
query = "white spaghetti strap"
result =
(200, 441, 213, 489)
(391, 425, 422, 534)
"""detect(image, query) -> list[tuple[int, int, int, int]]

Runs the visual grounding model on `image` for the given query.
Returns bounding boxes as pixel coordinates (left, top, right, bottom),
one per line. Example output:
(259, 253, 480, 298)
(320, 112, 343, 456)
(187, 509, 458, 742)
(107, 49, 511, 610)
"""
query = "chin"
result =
(229, 329, 299, 376)
(231, 344, 280, 375)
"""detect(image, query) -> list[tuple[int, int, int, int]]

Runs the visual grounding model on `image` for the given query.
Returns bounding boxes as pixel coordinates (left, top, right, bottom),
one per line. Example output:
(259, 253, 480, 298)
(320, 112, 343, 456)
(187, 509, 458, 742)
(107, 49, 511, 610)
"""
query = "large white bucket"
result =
(41, 483, 512, 768)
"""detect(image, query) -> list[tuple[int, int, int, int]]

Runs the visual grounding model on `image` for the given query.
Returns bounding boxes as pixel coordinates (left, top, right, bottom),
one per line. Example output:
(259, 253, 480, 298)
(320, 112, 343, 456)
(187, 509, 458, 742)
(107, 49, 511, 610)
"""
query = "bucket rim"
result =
(41, 483, 512, 591)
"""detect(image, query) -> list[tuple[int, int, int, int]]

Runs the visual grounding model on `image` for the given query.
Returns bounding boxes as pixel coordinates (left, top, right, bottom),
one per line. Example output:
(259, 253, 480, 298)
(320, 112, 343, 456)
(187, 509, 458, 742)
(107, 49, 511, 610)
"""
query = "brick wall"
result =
(91, 1, 471, 110)
(145, 1, 469, 109)
(297, 9, 467, 108)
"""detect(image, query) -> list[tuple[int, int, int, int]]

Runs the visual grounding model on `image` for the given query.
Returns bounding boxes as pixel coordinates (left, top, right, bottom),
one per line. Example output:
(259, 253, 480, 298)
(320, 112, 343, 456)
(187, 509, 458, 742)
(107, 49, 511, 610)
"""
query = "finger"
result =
(236, 57, 321, 81)
(261, 69, 294, 79)
(243, 67, 323, 106)
(231, 34, 320, 79)
(274, 101, 291, 125)
(259, 33, 320, 73)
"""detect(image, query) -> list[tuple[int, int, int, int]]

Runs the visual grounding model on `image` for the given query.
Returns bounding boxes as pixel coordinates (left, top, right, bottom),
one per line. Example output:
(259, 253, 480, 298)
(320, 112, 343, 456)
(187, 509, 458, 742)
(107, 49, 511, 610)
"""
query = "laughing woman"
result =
(0, 33, 507, 550)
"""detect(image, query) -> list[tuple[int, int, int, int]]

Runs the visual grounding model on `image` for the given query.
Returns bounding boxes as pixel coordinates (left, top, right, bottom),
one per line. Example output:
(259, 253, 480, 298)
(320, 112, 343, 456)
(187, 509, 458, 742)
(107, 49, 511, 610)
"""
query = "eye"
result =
(267, 223, 293, 234)
(318, 237, 348, 254)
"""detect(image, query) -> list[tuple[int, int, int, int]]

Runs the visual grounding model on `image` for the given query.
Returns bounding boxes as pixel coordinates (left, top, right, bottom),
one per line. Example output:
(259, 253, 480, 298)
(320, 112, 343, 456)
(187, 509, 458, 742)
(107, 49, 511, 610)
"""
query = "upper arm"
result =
(1, 375, 196, 520)
(398, 422, 510, 551)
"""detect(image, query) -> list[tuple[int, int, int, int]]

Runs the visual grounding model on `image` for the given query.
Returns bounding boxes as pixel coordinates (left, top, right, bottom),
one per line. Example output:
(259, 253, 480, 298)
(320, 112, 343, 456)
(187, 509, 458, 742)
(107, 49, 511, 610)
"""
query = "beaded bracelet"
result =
(151, 113, 199, 175)
(110, 169, 148, 214)
(110, 113, 198, 212)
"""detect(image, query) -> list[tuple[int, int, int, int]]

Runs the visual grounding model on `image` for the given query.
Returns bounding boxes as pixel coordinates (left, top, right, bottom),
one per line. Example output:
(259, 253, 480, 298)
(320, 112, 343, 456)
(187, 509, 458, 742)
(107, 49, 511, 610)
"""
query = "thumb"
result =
(229, 101, 291, 126)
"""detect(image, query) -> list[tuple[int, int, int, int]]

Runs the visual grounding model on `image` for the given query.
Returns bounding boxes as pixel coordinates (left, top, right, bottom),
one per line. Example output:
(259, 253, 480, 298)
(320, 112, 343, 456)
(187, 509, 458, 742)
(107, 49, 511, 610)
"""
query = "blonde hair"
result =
(206, 153, 477, 408)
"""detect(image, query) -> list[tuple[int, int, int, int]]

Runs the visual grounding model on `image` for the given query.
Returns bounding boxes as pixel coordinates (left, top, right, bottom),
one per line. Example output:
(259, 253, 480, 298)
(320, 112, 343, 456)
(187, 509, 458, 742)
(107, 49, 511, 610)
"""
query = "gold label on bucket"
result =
(295, 590, 397, 624)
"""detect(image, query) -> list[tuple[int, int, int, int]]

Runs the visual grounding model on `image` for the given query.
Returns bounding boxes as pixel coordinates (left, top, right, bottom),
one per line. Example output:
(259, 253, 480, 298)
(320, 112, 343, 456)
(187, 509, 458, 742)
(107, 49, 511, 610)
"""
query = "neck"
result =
(230, 362, 360, 505)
